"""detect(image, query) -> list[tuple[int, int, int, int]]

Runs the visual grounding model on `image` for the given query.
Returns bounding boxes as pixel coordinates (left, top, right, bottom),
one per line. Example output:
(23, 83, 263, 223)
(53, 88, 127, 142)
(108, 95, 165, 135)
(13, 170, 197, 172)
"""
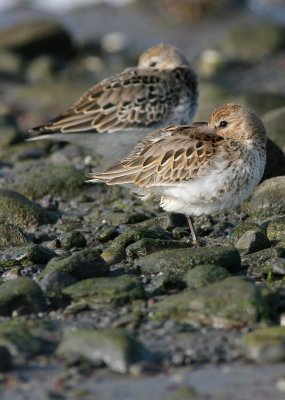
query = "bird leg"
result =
(187, 215, 198, 245)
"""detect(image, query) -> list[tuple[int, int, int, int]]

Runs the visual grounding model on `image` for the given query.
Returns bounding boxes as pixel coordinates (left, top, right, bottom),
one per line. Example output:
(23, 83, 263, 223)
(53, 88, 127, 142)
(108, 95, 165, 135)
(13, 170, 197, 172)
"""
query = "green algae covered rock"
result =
(184, 264, 230, 289)
(242, 326, 285, 363)
(154, 277, 271, 327)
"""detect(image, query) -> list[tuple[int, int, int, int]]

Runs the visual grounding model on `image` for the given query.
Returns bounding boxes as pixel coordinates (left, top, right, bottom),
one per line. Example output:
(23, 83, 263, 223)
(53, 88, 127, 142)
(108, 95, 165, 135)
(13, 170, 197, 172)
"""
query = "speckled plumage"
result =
(28, 43, 198, 162)
(88, 104, 267, 242)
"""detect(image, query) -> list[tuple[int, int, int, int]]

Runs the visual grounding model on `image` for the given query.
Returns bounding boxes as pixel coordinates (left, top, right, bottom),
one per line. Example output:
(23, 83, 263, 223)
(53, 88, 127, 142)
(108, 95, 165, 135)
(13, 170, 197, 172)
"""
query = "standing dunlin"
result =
(28, 43, 198, 165)
(88, 104, 267, 243)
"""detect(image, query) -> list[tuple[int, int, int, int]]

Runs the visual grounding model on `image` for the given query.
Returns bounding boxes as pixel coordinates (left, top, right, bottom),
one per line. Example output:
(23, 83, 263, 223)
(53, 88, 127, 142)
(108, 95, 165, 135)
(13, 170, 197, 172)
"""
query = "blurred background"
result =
(0, 0, 284, 160)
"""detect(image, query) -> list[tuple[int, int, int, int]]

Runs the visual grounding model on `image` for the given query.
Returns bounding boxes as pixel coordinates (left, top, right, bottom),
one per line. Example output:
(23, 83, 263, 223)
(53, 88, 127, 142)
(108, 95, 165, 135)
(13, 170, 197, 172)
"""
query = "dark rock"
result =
(0, 320, 45, 359)
(0, 223, 28, 246)
(61, 231, 87, 250)
(95, 225, 119, 243)
(42, 248, 109, 280)
(243, 177, 285, 220)
(126, 238, 188, 259)
(62, 275, 145, 308)
(0, 346, 12, 371)
(57, 328, 151, 374)
(262, 138, 285, 181)
(222, 22, 285, 62)
(26, 244, 57, 264)
(0, 19, 76, 60)
(154, 277, 271, 327)
(184, 264, 230, 289)
(7, 164, 86, 201)
(39, 270, 77, 293)
(135, 246, 241, 282)
(0, 277, 47, 316)
(262, 106, 285, 153)
(101, 227, 172, 265)
(0, 189, 56, 228)
(242, 327, 285, 363)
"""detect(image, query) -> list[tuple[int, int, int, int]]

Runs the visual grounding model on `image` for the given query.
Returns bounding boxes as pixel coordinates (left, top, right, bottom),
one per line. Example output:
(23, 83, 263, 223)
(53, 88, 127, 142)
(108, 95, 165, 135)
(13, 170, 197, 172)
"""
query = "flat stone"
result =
(242, 326, 285, 363)
(7, 164, 86, 201)
(62, 275, 145, 308)
(0, 277, 47, 316)
(57, 328, 151, 374)
(154, 277, 271, 327)
(42, 248, 109, 280)
(126, 238, 188, 259)
(135, 246, 241, 282)
(0, 189, 56, 228)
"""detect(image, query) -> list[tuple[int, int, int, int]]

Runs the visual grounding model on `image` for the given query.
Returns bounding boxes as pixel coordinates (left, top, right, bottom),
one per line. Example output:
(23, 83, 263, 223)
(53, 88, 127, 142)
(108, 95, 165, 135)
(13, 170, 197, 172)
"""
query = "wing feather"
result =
(88, 124, 223, 187)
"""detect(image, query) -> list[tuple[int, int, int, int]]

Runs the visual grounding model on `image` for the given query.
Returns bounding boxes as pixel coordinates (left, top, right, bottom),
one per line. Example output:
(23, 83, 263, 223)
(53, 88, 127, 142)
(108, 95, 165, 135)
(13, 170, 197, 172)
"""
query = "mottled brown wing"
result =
(89, 124, 222, 187)
(29, 68, 178, 135)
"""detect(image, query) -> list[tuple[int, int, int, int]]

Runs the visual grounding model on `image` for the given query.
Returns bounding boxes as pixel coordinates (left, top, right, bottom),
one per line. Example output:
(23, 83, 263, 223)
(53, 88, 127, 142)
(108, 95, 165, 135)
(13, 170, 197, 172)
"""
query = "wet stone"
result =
(0, 320, 45, 359)
(101, 227, 172, 265)
(154, 277, 271, 327)
(26, 244, 57, 264)
(7, 164, 86, 201)
(62, 275, 145, 308)
(242, 326, 285, 363)
(244, 177, 285, 220)
(39, 270, 77, 294)
(184, 264, 230, 289)
(230, 222, 267, 245)
(0, 189, 56, 228)
(135, 246, 241, 282)
(57, 328, 151, 374)
(42, 248, 109, 280)
(126, 238, 188, 259)
(0, 277, 47, 316)
(61, 231, 87, 250)
(95, 225, 119, 243)
(0, 223, 28, 247)
(0, 346, 12, 371)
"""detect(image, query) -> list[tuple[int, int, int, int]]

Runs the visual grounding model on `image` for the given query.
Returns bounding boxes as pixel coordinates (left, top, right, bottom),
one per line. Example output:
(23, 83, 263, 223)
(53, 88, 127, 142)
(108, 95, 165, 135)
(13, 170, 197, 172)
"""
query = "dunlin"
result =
(88, 104, 267, 242)
(28, 43, 198, 165)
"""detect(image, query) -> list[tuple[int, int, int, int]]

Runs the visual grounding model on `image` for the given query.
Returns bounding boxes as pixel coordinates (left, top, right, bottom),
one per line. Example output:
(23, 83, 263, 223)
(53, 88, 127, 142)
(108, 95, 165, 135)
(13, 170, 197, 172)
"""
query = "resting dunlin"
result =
(28, 43, 198, 165)
(88, 104, 267, 243)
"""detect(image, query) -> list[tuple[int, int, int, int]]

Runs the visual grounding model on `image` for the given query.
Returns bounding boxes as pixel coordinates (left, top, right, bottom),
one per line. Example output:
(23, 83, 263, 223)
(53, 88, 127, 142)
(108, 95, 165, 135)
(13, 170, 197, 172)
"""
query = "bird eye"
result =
(149, 61, 157, 67)
(219, 121, 228, 128)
